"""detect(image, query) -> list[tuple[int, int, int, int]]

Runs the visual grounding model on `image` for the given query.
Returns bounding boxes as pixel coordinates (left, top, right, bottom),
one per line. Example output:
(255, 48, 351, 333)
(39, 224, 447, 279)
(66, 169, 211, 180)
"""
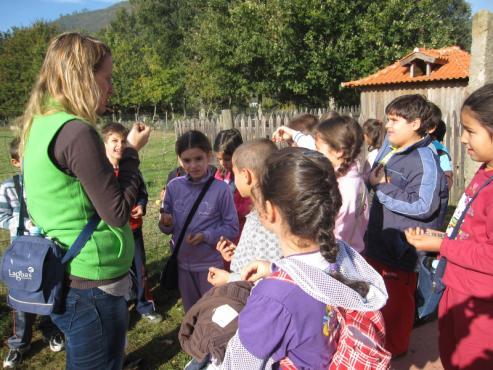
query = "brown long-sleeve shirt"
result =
(49, 119, 141, 288)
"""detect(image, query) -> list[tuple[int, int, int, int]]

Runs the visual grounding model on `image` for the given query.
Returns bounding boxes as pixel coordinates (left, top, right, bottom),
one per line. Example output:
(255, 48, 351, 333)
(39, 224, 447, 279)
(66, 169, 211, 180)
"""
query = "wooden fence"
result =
(173, 106, 360, 142)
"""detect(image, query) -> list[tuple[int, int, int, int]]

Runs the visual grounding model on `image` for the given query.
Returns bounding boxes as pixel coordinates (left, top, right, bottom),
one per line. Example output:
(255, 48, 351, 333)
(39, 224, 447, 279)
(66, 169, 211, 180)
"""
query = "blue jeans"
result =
(7, 311, 60, 349)
(50, 287, 128, 370)
(132, 228, 155, 315)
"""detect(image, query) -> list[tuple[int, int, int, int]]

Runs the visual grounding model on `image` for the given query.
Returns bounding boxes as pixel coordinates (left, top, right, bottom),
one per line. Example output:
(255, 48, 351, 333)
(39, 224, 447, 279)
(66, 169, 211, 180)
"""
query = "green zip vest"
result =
(23, 111, 134, 280)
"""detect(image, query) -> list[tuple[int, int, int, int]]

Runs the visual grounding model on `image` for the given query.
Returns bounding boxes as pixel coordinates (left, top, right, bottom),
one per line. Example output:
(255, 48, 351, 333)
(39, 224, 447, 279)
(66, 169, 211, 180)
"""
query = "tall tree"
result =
(0, 22, 59, 120)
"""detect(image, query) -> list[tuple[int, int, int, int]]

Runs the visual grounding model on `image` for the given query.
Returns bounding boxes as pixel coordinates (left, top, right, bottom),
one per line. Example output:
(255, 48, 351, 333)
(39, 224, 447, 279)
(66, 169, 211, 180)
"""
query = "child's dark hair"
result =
(427, 102, 447, 142)
(430, 120, 446, 142)
(462, 83, 493, 135)
(260, 147, 369, 297)
(213, 129, 243, 156)
(362, 119, 385, 151)
(314, 115, 364, 178)
(9, 137, 20, 161)
(233, 139, 278, 179)
(176, 130, 212, 156)
(101, 122, 128, 141)
(288, 113, 319, 134)
(385, 94, 433, 137)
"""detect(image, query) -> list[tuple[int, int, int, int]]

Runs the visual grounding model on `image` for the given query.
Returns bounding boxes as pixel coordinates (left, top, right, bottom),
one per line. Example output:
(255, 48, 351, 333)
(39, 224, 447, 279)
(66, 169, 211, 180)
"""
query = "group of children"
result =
(2, 84, 493, 369)
(161, 86, 493, 370)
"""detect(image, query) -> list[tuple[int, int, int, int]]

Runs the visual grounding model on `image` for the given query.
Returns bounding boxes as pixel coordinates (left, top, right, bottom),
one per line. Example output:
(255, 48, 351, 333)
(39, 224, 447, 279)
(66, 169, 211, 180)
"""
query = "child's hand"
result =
(404, 227, 444, 252)
(207, 267, 231, 287)
(131, 205, 144, 219)
(369, 164, 387, 186)
(127, 122, 151, 151)
(241, 260, 272, 282)
(272, 126, 296, 143)
(159, 213, 173, 227)
(186, 233, 204, 246)
(216, 237, 236, 262)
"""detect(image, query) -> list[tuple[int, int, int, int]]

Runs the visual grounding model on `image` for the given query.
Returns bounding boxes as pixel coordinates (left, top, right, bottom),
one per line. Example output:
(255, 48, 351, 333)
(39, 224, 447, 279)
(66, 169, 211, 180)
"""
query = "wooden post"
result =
(221, 109, 234, 129)
(465, 10, 493, 185)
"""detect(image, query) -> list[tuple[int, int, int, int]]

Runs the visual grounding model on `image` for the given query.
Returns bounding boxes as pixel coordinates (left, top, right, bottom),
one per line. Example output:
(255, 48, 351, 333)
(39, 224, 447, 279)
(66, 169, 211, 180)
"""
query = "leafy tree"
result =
(185, 0, 471, 108)
(0, 22, 59, 120)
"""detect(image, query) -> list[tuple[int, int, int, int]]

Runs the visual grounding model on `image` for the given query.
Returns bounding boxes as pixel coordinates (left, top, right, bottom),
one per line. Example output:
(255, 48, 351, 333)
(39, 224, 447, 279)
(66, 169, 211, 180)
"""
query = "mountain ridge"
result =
(54, 1, 132, 34)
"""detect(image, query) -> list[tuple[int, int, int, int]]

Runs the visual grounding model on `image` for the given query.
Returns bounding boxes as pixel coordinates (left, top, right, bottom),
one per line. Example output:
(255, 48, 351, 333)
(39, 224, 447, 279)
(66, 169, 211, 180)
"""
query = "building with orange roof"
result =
(343, 46, 469, 122)
(343, 46, 470, 202)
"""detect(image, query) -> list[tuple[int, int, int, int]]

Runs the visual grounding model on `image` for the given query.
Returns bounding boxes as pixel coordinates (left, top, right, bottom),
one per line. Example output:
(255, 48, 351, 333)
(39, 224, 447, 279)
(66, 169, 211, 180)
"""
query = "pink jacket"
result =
(214, 170, 252, 240)
(335, 163, 369, 252)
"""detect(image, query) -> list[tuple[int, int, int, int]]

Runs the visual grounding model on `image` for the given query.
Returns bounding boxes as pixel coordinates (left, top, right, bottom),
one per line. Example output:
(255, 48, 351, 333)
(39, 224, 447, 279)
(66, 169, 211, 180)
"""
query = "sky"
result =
(0, 0, 125, 32)
(0, 0, 493, 32)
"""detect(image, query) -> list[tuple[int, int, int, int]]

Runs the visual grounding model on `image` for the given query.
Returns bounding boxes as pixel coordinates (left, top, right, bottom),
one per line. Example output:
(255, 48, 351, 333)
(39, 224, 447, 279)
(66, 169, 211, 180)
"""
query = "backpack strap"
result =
(13, 174, 27, 237)
(448, 174, 493, 240)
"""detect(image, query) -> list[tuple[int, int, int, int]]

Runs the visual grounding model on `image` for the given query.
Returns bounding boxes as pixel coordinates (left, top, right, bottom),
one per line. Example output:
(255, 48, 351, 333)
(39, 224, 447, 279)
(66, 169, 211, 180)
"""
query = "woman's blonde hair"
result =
(20, 32, 111, 153)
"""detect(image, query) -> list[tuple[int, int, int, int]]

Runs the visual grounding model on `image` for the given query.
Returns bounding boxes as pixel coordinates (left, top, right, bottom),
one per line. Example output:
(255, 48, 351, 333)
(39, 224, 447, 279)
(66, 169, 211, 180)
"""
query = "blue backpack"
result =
(0, 174, 99, 315)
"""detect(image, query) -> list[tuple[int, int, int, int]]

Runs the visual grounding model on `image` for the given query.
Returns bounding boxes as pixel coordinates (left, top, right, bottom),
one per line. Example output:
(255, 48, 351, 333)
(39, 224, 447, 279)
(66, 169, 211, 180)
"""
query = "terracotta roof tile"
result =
(342, 46, 470, 88)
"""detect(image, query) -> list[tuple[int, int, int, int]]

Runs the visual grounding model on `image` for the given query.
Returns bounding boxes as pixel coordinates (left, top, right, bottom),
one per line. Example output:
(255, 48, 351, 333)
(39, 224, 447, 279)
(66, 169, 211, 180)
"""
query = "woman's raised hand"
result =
(127, 122, 151, 151)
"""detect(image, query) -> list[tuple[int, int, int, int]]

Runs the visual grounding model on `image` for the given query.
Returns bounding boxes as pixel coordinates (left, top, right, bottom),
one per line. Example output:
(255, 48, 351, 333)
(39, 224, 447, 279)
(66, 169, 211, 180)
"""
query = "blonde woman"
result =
(20, 33, 150, 370)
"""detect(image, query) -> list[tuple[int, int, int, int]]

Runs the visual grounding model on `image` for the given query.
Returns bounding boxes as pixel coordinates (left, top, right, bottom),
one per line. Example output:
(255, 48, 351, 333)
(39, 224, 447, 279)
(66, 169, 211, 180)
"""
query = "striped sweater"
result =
(0, 175, 31, 240)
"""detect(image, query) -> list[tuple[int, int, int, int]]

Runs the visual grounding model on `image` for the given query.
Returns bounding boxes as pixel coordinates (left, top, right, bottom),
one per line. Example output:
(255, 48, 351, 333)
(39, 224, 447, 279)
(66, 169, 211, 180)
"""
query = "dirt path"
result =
(392, 320, 443, 370)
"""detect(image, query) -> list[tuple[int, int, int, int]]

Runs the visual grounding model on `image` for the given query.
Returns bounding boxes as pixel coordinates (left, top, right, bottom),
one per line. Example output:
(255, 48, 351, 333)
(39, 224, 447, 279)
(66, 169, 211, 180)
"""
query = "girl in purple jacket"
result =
(159, 130, 239, 311)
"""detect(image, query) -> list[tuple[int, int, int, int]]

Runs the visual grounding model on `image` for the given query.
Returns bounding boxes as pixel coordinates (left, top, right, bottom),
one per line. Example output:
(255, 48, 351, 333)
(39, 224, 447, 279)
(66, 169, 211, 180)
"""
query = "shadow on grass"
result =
(126, 326, 182, 370)
(128, 251, 181, 330)
(21, 338, 50, 362)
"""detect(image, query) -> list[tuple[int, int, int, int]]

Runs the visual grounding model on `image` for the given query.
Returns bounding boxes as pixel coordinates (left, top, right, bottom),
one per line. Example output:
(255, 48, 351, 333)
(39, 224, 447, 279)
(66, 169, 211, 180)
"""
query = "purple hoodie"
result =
(160, 171, 239, 271)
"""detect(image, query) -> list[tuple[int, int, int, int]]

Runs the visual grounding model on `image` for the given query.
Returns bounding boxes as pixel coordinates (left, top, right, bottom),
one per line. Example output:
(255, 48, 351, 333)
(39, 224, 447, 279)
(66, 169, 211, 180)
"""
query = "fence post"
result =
(221, 109, 234, 129)
(465, 10, 493, 185)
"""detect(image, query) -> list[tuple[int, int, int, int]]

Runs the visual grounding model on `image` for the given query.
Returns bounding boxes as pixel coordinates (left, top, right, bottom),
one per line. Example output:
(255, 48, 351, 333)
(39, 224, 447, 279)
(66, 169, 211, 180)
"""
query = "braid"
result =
(316, 116, 363, 178)
(335, 155, 353, 178)
(336, 137, 361, 177)
(315, 180, 370, 298)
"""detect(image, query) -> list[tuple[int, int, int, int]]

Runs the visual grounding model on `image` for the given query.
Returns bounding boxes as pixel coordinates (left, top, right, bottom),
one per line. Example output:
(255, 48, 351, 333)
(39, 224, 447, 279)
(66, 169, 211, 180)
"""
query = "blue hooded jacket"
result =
(364, 136, 449, 271)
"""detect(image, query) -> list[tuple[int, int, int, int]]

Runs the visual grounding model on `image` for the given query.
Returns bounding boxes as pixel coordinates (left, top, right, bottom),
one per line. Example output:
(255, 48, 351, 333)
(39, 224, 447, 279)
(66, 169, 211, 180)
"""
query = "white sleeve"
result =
(293, 131, 316, 150)
(218, 331, 275, 370)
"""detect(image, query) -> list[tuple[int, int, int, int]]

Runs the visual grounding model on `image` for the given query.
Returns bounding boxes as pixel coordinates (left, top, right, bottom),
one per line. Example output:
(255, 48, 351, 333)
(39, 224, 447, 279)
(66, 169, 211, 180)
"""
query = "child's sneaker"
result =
(48, 334, 65, 352)
(3, 346, 30, 369)
(142, 311, 162, 323)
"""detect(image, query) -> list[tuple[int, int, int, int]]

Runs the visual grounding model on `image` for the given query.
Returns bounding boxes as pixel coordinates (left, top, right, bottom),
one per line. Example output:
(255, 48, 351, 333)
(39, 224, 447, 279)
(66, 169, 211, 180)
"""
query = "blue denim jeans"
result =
(132, 228, 155, 315)
(7, 311, 60, 349)
(50, 287, 128, 370)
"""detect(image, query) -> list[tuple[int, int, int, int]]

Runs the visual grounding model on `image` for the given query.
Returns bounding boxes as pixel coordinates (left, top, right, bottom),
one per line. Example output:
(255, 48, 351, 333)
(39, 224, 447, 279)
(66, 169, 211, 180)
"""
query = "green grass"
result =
(0, 128, 191, 369)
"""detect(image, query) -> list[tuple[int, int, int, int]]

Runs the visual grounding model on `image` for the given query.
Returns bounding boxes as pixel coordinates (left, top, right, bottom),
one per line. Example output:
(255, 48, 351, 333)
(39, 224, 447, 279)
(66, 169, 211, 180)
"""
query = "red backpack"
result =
(270, 270, 391, 370)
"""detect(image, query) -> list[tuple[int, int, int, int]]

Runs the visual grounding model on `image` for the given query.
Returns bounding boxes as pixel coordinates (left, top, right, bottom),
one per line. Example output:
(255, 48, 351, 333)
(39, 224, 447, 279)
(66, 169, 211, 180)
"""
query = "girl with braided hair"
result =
(272, 116, 369, 252)
(218, 147, 388, 370)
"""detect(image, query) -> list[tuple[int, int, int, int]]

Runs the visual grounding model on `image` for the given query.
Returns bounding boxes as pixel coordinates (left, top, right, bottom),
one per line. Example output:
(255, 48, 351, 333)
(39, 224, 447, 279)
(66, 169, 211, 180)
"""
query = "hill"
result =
(54, 1, 132, 34)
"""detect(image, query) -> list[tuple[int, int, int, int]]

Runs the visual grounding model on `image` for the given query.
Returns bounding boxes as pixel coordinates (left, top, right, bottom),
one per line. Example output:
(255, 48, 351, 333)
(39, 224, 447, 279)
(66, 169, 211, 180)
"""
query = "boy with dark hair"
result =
(2, 138, 65, 369)
(365, 94, 448, 357)
(101, 123, 162, 323)
(208, 139, 281, 286)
